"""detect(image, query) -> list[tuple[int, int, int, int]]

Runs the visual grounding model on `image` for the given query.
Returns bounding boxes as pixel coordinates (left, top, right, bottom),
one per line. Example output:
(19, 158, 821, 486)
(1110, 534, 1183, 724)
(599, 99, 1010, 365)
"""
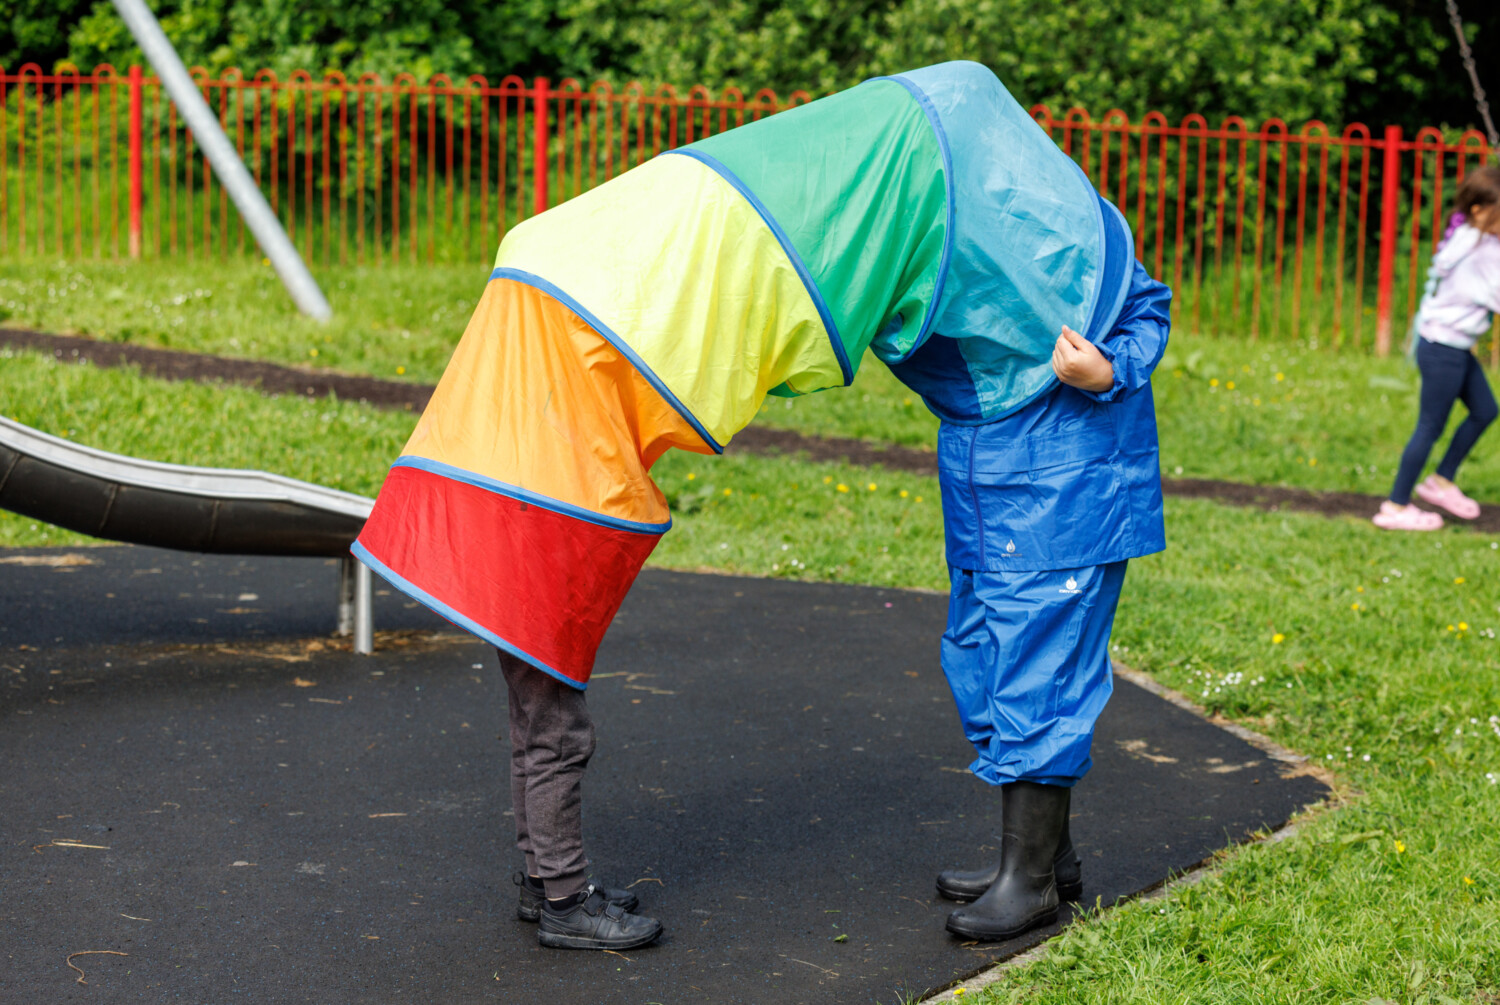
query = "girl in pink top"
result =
(1375, 167, 1500, 531)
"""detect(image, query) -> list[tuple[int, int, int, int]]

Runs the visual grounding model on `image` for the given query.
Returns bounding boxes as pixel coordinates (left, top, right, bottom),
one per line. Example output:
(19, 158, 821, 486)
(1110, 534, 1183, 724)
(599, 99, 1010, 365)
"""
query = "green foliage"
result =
(1, 0, 1494, 130)
(63, 0, 482, 82)
(869, 0, 1394, 126)
(0, 0, 95, 70)
(46, 0, 643, 85)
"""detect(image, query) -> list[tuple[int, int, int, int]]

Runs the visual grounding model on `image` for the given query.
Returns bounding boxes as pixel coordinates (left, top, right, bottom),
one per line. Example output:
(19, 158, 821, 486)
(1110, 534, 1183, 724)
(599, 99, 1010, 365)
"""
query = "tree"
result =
(0, 0, 1491, 131)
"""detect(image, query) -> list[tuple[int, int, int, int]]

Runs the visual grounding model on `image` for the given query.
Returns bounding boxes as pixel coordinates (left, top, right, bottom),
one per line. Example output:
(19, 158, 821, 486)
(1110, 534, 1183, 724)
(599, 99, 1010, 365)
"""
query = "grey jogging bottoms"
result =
(499, 650, 595, 899)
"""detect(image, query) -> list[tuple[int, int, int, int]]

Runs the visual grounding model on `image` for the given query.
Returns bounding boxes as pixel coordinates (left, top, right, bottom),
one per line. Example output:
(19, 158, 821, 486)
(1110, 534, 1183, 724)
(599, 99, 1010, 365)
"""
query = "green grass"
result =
(7, 257, 1500, 501)
(4, 282, 1500, 999)
(0, 259, 481, 384)
(761, 334, 1500, 502)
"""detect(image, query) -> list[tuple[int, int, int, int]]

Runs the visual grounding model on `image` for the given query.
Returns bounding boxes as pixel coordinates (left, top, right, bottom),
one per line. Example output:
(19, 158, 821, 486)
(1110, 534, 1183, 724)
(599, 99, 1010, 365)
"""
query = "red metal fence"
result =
(1, 64, 1494, 355)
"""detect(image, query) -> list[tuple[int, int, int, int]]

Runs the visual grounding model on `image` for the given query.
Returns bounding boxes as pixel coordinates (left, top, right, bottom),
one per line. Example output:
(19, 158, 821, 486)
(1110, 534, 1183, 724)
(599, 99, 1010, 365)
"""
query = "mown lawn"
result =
(758, 335, 1500, 503)
(1, 350, 1497, 1001)
(6, 258, 1499, 502)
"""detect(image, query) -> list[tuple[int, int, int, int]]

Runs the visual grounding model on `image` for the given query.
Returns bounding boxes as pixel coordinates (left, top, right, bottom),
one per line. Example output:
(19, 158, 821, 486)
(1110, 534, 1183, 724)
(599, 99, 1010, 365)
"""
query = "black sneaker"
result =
(513, 871, 640, 922)
(537, 886, 663, 950)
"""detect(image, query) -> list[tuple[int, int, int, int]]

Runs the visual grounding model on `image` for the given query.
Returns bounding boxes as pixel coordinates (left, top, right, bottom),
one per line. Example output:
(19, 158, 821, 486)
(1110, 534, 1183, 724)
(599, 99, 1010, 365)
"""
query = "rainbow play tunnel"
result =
(354, 61, 1137, 687)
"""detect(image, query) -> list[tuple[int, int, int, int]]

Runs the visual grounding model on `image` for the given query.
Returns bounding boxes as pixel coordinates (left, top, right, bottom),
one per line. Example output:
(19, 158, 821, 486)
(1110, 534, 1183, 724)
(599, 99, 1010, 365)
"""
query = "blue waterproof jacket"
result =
(898, 253, 1171, 573)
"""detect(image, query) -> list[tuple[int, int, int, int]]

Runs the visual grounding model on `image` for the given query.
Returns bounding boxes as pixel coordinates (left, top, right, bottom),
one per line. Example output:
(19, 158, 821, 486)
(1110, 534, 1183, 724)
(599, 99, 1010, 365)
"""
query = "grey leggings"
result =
(500, 650, 595, 899)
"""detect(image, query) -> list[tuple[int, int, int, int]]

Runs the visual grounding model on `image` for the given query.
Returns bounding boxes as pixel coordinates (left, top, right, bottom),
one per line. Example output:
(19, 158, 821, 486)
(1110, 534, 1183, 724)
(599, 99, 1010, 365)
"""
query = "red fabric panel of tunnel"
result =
(355, 464, 661, 686)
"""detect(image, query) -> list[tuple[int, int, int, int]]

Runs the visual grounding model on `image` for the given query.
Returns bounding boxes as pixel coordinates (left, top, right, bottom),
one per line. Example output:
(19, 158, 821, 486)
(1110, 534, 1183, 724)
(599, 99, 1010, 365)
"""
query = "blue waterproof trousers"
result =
(941, 561, 1128, 787)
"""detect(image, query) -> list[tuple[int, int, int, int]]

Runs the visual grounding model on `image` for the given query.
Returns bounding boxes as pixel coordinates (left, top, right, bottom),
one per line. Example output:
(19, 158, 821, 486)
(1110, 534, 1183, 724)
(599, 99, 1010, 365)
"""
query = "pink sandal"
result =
(1372, 501, 1444, 531)
(1415, 476, 1481, 520)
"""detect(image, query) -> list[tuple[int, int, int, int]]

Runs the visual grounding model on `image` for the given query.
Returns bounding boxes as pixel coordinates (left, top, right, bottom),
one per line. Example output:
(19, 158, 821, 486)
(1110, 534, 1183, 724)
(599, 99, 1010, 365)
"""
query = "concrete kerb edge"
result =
(918, 662, 1346, 1003)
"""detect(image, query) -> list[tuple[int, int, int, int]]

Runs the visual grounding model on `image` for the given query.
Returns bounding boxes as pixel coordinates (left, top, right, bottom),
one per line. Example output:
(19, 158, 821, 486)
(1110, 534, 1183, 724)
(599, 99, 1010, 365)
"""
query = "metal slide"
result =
(0, 416, 376, 652)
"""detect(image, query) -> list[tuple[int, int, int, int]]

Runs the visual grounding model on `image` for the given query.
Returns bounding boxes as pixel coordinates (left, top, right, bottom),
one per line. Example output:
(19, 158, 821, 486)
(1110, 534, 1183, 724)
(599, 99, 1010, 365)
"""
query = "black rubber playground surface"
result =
(0, 546, 1329, 1004)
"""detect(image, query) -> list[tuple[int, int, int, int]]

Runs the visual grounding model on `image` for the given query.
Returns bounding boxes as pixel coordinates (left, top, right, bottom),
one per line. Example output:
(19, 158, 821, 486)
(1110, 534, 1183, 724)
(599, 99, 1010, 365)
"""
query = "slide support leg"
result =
(354, 560, 374, 656)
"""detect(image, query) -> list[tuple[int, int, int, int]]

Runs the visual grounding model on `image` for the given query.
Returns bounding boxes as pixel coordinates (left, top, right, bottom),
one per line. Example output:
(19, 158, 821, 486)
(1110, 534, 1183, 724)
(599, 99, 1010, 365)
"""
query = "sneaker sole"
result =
(938, 879, 1083, 904)
(945, 907, 1058, 941)
(537, 923, 663, 951)
(1372, 516, 1443, 531)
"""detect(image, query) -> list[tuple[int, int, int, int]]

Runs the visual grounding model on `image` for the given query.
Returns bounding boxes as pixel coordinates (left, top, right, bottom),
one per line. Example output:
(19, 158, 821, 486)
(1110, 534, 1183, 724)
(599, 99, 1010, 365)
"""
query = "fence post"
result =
(128, 64, 143, 259)
(532, 77, 549, 217)
(1375, 124, 1403, 356)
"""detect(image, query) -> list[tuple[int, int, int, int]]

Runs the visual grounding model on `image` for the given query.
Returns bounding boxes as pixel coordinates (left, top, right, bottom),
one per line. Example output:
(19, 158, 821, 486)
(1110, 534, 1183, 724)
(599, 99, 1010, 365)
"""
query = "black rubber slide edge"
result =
(0, 442, 364, 557)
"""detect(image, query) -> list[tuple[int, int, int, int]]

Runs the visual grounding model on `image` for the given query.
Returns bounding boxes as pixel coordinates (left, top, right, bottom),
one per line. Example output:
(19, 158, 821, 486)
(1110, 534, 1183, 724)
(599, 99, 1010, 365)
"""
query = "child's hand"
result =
(1051, 326, 1115, 392)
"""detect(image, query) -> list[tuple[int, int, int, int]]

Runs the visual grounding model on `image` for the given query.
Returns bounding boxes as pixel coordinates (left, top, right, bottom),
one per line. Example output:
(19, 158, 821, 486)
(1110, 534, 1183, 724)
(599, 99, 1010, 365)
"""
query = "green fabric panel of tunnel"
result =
(686, 80, 949, 378)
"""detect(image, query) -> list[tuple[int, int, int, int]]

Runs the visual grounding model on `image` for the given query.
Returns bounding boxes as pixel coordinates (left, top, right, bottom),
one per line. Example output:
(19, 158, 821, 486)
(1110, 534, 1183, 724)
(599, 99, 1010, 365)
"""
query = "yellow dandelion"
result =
(1309, 457, 1318, 467)
(1447, 625, 1456, 632)
(1350, 603, 1362, 611)
(867, 482, 878, 492)
(396, 365, 406, 375)
(1226, 380, 1236, 390)
(1272, 633, 1285, 644)
(900, 489, 909, 499)
(309, 348, 319, 357)
(1464, 876, 1475, 886)
(722, 488, 733, 497)
(836, 483, 849, 493)
(1394, 840, 1406, 854)
(1455, 577, 1466, 585)
(915, 496, 924, 503)
(687, 473, 696, 481)
(903, 397, 913, 406)
(1275, 372, 1285, 381)
(1459, 622, 1469, 631)
(1356, 586, 1364, 592)
(1210, 378, 1220, 387)
(1253, 397, 1262, 406)
(823, 476, 833, 485)
(262, 257, 271, 266)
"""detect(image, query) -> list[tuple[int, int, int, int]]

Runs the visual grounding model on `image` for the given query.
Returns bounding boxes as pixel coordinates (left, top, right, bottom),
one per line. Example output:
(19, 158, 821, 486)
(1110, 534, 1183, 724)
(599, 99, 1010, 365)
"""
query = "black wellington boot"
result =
(945, 781, 1070, 941)
(937, 788, 1082, 903)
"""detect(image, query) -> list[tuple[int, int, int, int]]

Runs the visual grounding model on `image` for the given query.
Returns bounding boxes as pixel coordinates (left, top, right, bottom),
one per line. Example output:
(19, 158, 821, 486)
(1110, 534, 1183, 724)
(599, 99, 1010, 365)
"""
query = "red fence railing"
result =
(1, 64, 1494, 356)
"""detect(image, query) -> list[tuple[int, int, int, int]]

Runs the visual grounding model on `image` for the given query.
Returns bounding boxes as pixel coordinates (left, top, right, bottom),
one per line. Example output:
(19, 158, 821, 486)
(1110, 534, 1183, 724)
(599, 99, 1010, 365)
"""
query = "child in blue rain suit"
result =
(889, 196, 1171, 941)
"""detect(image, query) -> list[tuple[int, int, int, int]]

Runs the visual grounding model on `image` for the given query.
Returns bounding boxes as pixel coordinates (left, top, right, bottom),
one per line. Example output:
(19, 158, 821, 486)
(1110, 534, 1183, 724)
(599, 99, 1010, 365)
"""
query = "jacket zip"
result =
(968, 430, 985, 566)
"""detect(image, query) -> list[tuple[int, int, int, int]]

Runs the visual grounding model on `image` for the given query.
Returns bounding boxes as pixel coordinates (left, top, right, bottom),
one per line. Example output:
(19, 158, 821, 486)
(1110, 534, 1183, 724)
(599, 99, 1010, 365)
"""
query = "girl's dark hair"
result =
(1455, 165, 1500, 221)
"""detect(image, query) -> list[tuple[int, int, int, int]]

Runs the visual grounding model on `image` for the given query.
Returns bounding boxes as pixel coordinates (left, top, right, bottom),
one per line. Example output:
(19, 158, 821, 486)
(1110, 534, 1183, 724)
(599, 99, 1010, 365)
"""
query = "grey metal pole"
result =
(110, 0, 333, 321)
(337, 556, 356, 637)
(353, 560, 374, 655)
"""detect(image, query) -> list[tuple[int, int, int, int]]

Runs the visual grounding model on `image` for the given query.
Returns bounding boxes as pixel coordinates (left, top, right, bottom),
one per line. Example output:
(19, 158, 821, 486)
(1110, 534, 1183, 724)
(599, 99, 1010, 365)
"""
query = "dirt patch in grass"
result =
(0, 327, 432, 412)
(7, 327, 1494, 534)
